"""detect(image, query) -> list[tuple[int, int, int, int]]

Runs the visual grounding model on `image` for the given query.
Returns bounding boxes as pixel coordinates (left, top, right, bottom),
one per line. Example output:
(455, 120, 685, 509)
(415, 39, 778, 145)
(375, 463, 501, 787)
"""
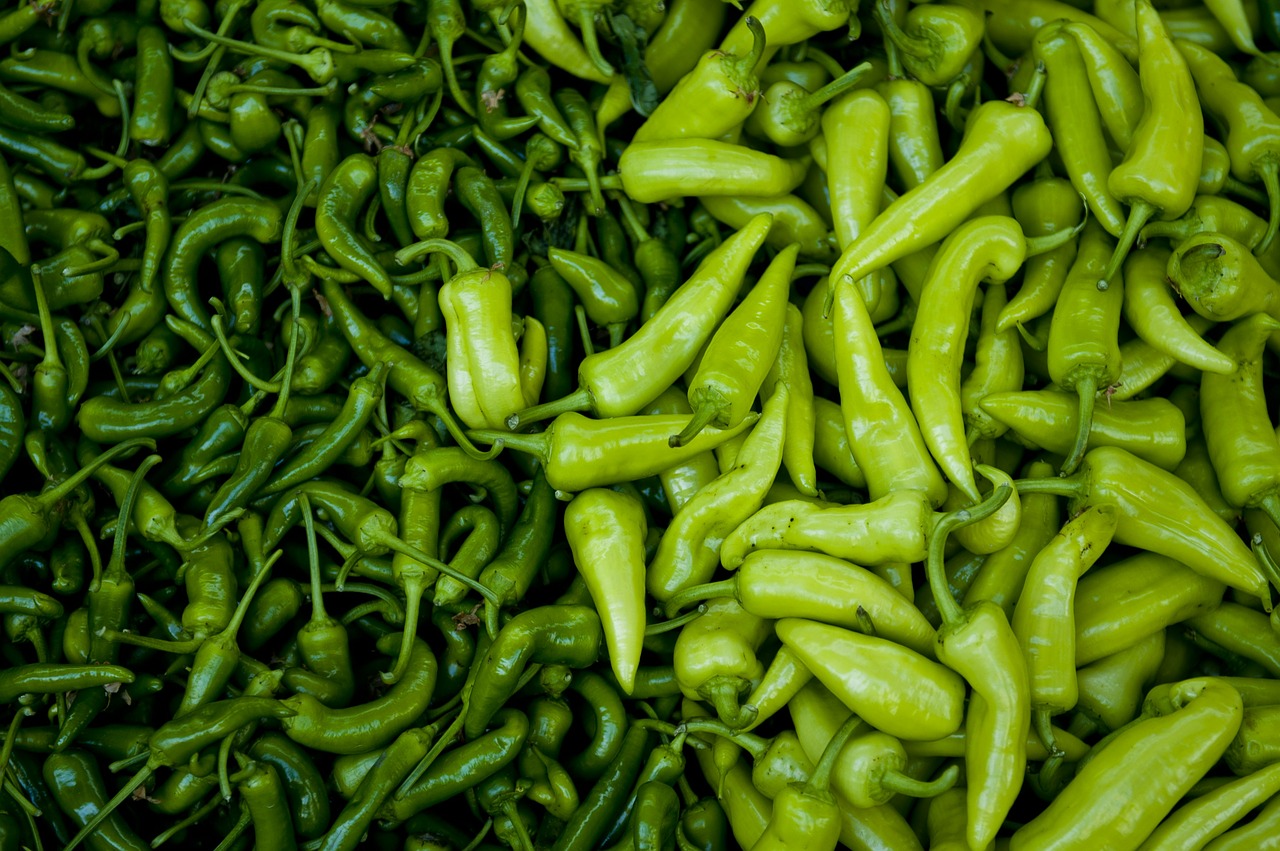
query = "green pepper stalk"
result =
(674, 598, 771, 729)
(1098, 0, 1203, 290)
(1018, 443, 1267, 602)
(719, 0, 852, 65)
(747, 60, 876, 148)
(673, 244, 795, 447)
(924, 466, 1027, 851)
(505, 213, 772, 428)
(634, 16, 767, 144)
(63, 697, 298, 851)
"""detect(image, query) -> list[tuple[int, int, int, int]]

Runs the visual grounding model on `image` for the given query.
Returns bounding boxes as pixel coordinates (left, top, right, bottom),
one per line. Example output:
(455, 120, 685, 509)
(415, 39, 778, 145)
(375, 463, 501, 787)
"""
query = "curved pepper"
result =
(828, 97, 1052, 286)
(1010, 677, 1242, 850)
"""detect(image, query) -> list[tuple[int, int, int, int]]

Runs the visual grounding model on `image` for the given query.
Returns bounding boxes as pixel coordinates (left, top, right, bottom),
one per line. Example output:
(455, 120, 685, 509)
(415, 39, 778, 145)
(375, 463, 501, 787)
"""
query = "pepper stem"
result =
(1099, 199, 1156, 291)
(1256, 162, 1280, 255)
(668, 398, 722, 448)
(1252, 532, 1280, 604)
(926, 481, 1014, 626)
(728, 16, 767, 78)
(505, 387, 592, 430)
(645, 606, 705, 635)
(873, 1, 933, 60)
(807, 713, 866, 795)
(1021, 60, 1047, 111)
(383, 575, 427, 686)
(1025, 209, 1088, 258)
(428, 400, 505, 460)
(699, 676, 756, 730)
(662, 579, 736, 619)
(1225, 176, 1268, 206)
(1033, 707, 1063, 758)
(882, 763, 961, 799)
(797, 61, 874, 117)
(1062, 373, 1098, 476)
(679, 718, 771, 760)
(395, 238, 481, 274)
(366, 531, 502, 640)
(574, 6, 615, 78)
(183, 20, 333, 83)
(36, 438, 154, 511)
(93, 628, 203, 654)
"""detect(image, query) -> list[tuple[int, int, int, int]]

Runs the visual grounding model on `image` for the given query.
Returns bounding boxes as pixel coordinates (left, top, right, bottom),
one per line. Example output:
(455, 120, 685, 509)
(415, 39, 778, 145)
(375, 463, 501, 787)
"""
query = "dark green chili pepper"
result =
(317, 152, 394, 298)
(383, 708, 529, 823)
(162, 196, 283, 331)
(44, 750, 149, 851)
(259, 363, 387, 498)
(248, 732, 332, 840)
(407, 147, 474, 240)
(0, 662, 134, 702)
(318, 277, 491, 456)
(231, 754, 296, 851)
(553, 725, 653, 851)
(515, 65, 579, 148)
(75, 348, 230, 442)
(556, 87, 607, 215)
(454, 165, 516, 274)
(465, 605, 603, 739)
(129, 26, 173, 147)
(476, 5, 538, 141)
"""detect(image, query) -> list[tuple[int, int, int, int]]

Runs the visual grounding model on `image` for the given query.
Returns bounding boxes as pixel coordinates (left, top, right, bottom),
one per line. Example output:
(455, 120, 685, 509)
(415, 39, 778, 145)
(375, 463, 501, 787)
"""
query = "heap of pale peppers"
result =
(4, 0, 1280, 848)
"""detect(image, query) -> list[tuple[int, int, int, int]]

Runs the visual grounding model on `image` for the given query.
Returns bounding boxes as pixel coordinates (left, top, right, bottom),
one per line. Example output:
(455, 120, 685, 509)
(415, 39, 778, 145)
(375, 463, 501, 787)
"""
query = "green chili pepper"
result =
(1011, 677, 1241, 849)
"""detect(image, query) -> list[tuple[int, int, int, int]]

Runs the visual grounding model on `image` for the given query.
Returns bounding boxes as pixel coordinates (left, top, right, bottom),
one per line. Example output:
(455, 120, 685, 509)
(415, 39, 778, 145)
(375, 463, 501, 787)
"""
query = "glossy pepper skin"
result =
(1200, 313, 1280, 528)
(564, 488, 646, 694)
(465, 606, 601, 738)
(647, 386, 788, 603)
(1019, 446, 1268, 600)
(1178, 39, 1280, 254)
(1011, 678, 1243, 850)
(829, 97, 1053, 286)
(1100, 0, 1204, 289)
(778, 617, 965, 741)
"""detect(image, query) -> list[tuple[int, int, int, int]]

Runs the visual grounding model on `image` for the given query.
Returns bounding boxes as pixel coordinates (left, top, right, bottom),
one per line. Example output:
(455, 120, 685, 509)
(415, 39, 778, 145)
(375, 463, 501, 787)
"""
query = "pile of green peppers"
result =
(8, 0, 1280, 847)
